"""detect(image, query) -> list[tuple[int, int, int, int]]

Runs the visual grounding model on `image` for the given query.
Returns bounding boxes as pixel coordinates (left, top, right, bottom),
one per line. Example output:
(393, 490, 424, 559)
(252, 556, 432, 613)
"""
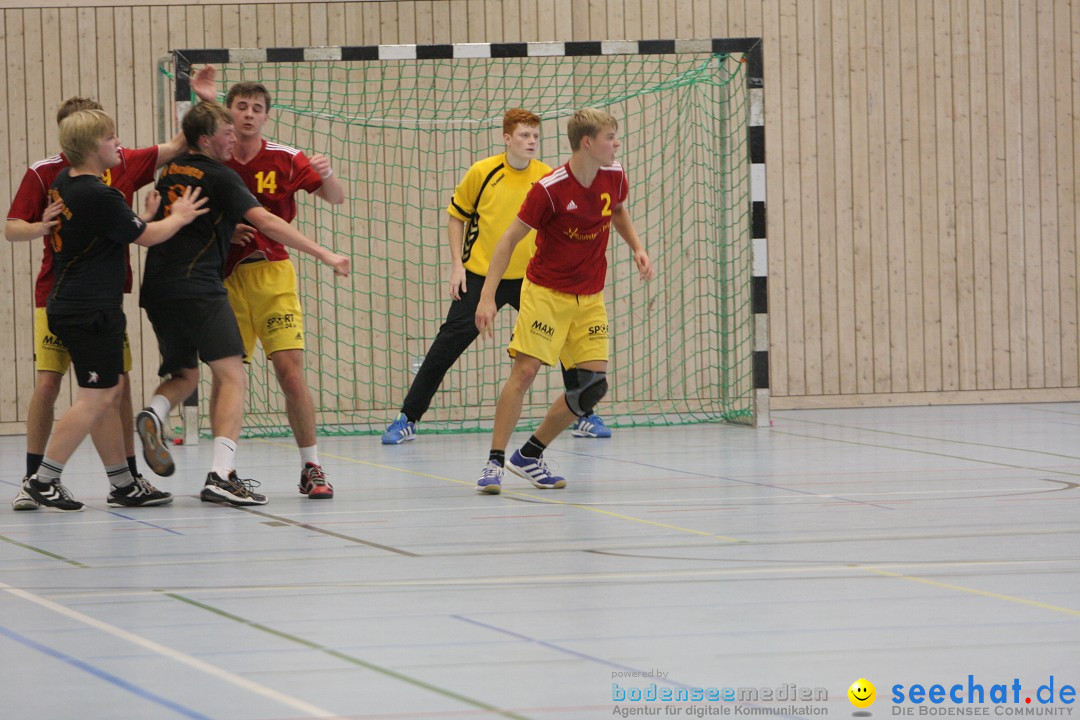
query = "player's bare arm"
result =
(157, 66, 220, 165)
(611, 203, 655, 282)
(475, 218, 531, 337)
(310, 154, 346, 205)
(244, 205, 350, 276)
(447, 215, 467, 300)
(4, 199, 64, 242)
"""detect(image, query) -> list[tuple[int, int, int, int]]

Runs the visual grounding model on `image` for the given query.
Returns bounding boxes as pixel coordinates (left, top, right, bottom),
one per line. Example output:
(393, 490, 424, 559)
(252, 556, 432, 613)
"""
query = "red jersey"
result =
(518, 161, 628, 295)
(7, 146, 159, 307)
(224, 140, 324, 275)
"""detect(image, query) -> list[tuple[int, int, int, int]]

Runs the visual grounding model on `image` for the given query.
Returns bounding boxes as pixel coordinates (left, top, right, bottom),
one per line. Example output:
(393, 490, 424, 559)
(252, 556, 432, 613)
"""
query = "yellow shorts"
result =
(225, 259, 305, 361)
(34, 306, 132, 374)
(508, 278, 609, 368)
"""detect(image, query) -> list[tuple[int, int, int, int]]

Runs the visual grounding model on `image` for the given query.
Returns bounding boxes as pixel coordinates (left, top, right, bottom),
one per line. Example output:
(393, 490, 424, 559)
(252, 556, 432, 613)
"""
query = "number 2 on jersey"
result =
(600, 192, 612, 217)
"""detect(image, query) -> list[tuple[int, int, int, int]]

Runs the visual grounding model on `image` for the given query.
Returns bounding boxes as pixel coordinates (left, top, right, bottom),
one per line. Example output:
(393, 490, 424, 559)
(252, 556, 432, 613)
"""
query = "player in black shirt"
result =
(22, 109, 207, 512)
(135, 101, 349, 506)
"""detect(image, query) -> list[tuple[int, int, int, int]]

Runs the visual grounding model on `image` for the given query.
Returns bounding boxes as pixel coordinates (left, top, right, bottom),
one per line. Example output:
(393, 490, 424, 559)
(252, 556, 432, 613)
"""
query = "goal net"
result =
(166, 41, 759, 437)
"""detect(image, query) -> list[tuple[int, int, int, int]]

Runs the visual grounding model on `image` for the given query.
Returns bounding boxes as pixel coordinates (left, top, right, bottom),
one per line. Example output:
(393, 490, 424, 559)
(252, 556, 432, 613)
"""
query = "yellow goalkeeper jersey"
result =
(447, 153, 552, 279)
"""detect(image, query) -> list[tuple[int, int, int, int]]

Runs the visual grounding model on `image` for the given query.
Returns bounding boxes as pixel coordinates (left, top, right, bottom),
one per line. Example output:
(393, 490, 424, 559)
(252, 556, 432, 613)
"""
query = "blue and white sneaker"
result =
(381, 414, 416, 445)
(476, 461, 504, 494)
(571, 414, 612, 438)
(507, 450, 567, 489)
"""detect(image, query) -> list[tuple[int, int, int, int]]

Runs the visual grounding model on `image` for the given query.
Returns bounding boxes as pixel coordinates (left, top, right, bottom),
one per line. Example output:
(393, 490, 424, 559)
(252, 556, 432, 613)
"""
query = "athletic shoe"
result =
(24, 475, 84, 512)
(200, 471, 268, 506)
(381, 414, 416, 444)
(476, 461, 504, 495)
(107, 475, 174, 508)
(136, 409, 175, 476)
(11, 477, 39, 511)
(507, 450, 567, 489)
(298, 463, 334, 499)
(571, 414, 612, 438)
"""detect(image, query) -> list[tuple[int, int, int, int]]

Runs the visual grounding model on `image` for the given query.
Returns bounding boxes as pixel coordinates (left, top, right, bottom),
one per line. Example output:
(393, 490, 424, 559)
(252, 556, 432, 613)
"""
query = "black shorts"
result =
(144, 295, 244, 377)
(47, 308, 126, 389)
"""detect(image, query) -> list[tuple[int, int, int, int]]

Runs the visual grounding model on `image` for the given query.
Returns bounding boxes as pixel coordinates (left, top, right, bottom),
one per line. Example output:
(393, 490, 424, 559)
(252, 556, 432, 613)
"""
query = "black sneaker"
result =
(136, 409, 175, 477)
(200, 471, 268, 506)
(25, 475, 84, 512)
(107, 475, 174, 507)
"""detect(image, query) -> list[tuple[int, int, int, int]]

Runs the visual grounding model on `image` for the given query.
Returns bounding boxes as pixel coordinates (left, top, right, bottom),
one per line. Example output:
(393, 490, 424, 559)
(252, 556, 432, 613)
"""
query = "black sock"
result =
(488, 450, 506, 467)
(520, 435, 547, 460)
(26, 453, 44, 477)
(127, 456, 140, 478)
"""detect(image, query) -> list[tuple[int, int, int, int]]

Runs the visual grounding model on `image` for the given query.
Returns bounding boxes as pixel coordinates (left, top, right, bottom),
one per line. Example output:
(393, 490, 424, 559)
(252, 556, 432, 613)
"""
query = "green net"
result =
(173, 51, 754, 436)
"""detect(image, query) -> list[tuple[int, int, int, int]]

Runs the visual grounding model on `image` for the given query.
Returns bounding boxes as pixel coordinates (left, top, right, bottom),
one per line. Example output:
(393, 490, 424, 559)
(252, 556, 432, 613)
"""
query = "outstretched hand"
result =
(191, 65, 218, 103)
(169, 186, 210, 224)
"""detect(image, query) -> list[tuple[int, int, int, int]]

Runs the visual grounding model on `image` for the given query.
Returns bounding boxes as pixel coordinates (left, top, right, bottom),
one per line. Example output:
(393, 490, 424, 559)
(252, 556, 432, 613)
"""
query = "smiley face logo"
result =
(848, 678, 876, 708)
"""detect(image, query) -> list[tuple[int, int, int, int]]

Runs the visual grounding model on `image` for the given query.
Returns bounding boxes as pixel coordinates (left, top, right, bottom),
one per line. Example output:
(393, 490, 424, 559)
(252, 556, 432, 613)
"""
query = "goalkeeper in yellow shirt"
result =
(382, 108, 612, 443)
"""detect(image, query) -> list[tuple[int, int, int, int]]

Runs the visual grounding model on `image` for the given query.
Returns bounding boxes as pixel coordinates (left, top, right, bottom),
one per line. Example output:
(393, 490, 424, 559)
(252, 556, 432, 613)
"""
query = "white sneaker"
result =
(11, 477, 39, 511)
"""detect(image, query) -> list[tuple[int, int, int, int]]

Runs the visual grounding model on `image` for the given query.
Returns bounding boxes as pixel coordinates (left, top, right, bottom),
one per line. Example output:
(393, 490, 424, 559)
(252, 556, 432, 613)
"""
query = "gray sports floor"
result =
(1, 404, 1077, 719)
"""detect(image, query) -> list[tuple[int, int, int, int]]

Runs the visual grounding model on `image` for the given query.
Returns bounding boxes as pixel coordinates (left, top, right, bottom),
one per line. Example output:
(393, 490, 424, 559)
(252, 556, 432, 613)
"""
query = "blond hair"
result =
(567, 108, 618, 151)
(58, 109, 115, 166)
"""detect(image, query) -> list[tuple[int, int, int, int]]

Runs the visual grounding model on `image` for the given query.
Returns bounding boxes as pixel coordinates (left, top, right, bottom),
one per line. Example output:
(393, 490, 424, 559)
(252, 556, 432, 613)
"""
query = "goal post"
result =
(162, 38, 768, 437)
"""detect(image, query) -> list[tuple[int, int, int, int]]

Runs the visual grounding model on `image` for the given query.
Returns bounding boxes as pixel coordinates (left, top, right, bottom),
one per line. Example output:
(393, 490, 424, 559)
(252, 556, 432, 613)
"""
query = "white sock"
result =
(106, 463, 134, 488)
(211, 436, 237, 478)
(148, 394, 172, 423)
(300, 445, 319, 468)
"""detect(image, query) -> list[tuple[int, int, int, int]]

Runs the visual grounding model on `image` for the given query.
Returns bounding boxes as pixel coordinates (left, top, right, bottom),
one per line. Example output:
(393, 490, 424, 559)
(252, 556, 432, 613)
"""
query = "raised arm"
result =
(309, 154, 345, 205)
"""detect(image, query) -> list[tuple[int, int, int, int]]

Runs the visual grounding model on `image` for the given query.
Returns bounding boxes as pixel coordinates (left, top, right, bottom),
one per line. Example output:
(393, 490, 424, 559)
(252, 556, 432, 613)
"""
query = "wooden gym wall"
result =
(0, 0, 1077, 433)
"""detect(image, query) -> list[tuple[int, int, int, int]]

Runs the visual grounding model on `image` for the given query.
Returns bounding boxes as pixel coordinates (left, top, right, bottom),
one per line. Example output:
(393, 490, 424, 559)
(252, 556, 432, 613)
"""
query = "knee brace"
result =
(563, 368, 608, 417)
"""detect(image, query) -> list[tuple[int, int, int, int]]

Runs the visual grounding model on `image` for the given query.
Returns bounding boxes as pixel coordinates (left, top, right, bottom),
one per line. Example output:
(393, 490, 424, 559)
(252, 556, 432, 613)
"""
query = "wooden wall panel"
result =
(1, 0, 1079, 433)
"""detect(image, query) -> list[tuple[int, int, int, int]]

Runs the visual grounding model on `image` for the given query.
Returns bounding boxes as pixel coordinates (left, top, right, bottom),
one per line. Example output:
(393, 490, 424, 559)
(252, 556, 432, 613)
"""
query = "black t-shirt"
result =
(140, 152, 260, 305)
(46, 170, 147, 315)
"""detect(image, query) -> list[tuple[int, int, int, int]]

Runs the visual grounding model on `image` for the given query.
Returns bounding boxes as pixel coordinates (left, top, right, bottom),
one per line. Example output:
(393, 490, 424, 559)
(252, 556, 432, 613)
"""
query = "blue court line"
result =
(452, 615, 812, 720)
(452, 614, 694, 689)
(101, 509, 185, 536)
(0, 624, 214, 720)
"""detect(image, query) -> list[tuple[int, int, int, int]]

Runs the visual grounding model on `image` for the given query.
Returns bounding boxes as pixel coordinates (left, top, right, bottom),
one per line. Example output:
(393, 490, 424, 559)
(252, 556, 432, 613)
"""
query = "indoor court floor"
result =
(0, 403, 1076, 719)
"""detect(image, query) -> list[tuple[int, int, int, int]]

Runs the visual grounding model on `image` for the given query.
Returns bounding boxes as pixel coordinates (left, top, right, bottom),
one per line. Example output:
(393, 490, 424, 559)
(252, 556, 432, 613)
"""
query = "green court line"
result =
(0, 534, 88, 568)
(164, 592, 535, 720)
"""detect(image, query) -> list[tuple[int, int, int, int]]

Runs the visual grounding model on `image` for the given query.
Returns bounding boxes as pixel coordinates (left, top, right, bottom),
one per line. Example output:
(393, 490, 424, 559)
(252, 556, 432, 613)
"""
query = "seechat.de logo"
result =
(850, 678, 877, 712)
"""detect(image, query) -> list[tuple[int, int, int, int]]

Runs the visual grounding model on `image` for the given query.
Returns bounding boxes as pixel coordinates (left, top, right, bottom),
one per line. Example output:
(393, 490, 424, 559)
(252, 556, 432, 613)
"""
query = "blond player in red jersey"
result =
(473, 108, 655, 494)
(188, 71, 343, 499)
(4, 74, 213, 511)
